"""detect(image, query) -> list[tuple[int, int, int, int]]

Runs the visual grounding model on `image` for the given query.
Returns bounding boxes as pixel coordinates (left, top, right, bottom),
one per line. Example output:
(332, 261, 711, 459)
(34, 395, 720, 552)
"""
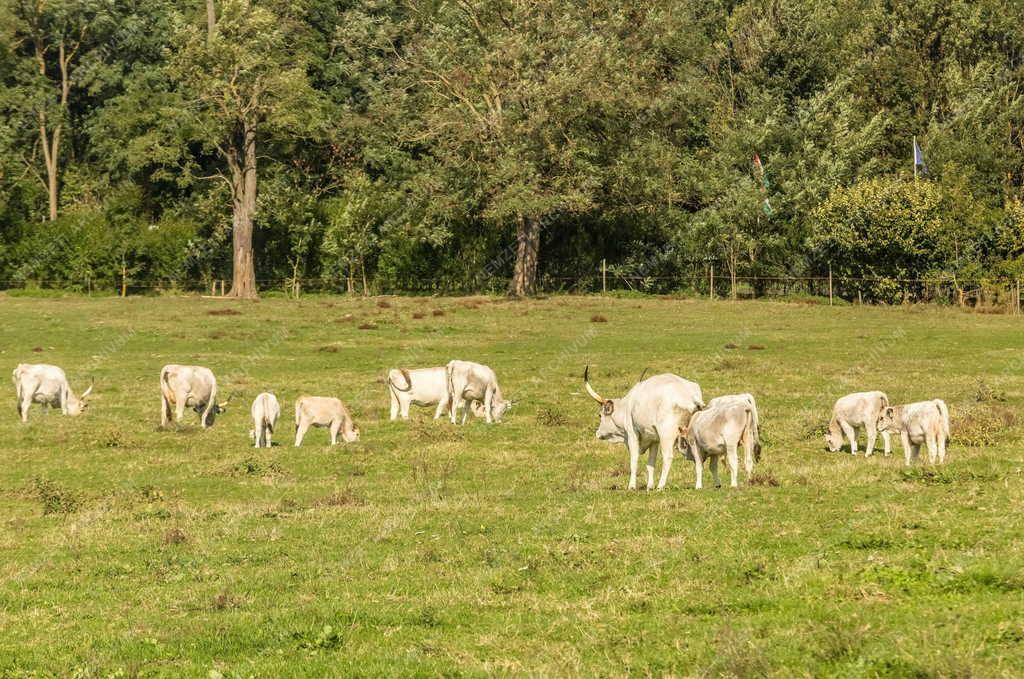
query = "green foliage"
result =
(2, 0, 1024, 293)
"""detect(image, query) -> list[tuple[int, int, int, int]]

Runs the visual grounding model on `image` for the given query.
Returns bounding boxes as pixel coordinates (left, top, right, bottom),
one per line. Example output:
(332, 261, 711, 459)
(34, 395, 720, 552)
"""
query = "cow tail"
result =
(388, 368, 413, 393)
(935, 399, 950, 442)
(446, 363, 460, 415)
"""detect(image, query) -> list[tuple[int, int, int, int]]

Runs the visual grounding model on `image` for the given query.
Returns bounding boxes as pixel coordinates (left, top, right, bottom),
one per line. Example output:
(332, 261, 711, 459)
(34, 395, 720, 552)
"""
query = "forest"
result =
(2, 0, 1024, 300)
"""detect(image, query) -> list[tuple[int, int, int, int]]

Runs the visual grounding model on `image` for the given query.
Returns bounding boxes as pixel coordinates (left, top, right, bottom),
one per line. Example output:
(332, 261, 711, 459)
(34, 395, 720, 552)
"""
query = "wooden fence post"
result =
(220, 280, 225, 296)
(828, 264, 833, 306)
(601, 259, 607, 294)
(709, 264, 714, 300)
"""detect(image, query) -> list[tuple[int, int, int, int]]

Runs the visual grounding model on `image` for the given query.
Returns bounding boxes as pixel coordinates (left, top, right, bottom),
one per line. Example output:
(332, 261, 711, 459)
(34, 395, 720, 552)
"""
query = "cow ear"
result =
(885, 407, 893, 416)
(601, 400, 614, 415)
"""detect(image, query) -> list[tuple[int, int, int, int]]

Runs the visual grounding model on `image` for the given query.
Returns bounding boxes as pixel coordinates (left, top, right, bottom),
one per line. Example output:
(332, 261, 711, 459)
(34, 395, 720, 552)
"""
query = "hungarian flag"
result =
(913, 138, 929, 176)
(752, 154, 773, 216)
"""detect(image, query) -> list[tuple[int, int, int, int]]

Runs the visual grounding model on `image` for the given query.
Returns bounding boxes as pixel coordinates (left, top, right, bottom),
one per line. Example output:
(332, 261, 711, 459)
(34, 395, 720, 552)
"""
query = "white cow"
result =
(825, 391, 892, 457)
(706, 393, 762, 463)
(446, 360, 515, 424)
(678, 400, 758, 489)
(159, 364, 230, 428)
(584, 366, 704, 491)
(294, 396, 360, 446)
(13, 363, 92, 423)
(250, 392, 280, 448)
(387, 367, 486, 421)
(877, 400, 950, 465)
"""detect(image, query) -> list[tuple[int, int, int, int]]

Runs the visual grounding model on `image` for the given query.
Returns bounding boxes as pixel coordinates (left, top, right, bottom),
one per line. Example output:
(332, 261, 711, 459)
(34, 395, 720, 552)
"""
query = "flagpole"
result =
(913, 136, 918, 181)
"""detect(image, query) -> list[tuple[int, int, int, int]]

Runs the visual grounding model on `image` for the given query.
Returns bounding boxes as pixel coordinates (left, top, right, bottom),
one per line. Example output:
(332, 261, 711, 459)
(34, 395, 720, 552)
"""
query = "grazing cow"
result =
(387, 367, 486, 421)
(250, 392, 280, 448)
(706, 393, 763, 463)
(13, 363, 92, 423)
(678, 400, 758, 489)
(825, 391, 892, 457)
(294, 396, 359, 446)
(159, 364, 230, 428)
(876, 400, 950, 465)
(445, 360, 516, 424)
(584, 366, 704, 490)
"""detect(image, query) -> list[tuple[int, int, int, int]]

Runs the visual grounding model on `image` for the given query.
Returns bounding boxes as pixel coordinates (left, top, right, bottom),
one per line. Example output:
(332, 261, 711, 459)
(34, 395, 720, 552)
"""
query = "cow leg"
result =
(200, 403, 214, 429)
(925, 433, 938, 464)
(175, 395, 186, 424)
(709, 456, 720, 488)
(254, 424, 261, 448)
(330, 420, 341, 445)
(19, 393, 32, 423)
(626, 434, 641, 491)
(59, 384, 69, 415)
(726, 442, 740, 488)
(655, 436, 675, 491)
(901, 431, 913, 465)
(644, 444, 657, 490)
(841, 422, 858, 455)
(691, 447, 705, 490)
(389, 389, 399, 420)
(483, 387, 494, 424)
(882, 431, 892, 456)
(265, 426, 273, 449)
(295, 419, 310, 447)
(432, 397, 447, 420)
(864, 423, 878, 458)
(449, 380, 462, 424)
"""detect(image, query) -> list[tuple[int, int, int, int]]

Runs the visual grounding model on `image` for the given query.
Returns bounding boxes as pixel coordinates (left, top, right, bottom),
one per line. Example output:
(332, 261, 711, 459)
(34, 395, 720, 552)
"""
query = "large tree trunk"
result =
(227, 121, 258, 298)
(509, 214, 541, 297)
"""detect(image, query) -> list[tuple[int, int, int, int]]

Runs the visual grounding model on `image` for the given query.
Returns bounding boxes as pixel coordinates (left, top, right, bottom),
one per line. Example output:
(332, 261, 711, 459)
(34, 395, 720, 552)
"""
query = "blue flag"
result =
(913, 139, 929, 176)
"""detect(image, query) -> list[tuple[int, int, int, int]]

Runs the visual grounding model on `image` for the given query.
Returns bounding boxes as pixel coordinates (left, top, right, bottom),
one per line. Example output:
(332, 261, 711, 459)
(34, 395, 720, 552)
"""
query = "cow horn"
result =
(638, 368, 649, 383)
(218, 392, 235, 408)
(583, 365, 604, 403)
(80, 380, 94, 399)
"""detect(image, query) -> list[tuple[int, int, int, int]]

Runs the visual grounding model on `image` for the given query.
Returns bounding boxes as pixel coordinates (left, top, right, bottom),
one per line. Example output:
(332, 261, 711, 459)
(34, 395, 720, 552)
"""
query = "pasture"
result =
(1, 293, 1022, 677)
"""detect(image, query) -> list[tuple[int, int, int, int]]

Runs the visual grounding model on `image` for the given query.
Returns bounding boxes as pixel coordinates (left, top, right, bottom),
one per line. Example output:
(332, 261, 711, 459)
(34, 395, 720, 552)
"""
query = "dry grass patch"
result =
(207, 308, 242, 316)
(590, 314, 607, 323)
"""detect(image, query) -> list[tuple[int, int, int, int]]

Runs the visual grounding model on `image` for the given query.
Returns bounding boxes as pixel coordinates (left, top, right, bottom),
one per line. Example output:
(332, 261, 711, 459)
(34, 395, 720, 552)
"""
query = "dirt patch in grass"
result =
(432, 309, 445, 317)
(377, 299, 392, 308)
(316, 489, 366, 507)
(207, 308, 242, 316)
(357, 323, 377, 330)
(163, 528, 188, 545)
(724, 343, 739, 349)
(318, 344, 339, 353)
(412, 311, 425, 319)
(748, 344, 766, 350)
(590, 314, 607, 323)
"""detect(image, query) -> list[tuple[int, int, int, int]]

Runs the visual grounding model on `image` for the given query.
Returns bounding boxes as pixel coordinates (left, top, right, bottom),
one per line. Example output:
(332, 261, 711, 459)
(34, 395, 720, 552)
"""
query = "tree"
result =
(391, 0, 664, 296)
(3, 0, 110, 221)
(165, 0, 318, 298)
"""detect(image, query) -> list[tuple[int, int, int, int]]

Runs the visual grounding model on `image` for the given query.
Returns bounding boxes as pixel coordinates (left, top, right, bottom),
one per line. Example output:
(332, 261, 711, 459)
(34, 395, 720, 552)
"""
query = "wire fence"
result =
(3, 271, 1023, 313)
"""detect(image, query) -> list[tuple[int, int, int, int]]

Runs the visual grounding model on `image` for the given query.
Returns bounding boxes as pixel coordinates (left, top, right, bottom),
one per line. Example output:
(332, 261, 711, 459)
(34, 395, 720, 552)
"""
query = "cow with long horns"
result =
(159, 364, 231, 428)
(584, 366, 704, 490)
(13, 363, 93, 423)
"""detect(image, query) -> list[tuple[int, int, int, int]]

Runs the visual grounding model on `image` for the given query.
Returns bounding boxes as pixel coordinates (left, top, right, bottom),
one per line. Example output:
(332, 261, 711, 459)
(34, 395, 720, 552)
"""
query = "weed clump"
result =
(33, 477, 80, 515)
(953, 403, 1015, 446)
(747, 471, 780, 487)
(536, 407, 568, 427)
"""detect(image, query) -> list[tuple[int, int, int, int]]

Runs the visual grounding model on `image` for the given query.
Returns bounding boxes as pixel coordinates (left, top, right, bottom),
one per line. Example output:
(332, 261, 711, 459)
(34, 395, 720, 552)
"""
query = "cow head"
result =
(584, 366, 626, 442)
(876, 406, 899, 433)
(342, 419, 360, 443)
(491, 398, 518, 422)
(824, 417, 843, 452)
(66, 382, 94, 416)
(200, 393, 233, 426)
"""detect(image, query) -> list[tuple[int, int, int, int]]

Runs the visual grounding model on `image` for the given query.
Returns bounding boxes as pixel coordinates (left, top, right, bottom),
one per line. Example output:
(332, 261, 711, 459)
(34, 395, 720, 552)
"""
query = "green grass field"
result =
(1, 294, 1022, 677)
